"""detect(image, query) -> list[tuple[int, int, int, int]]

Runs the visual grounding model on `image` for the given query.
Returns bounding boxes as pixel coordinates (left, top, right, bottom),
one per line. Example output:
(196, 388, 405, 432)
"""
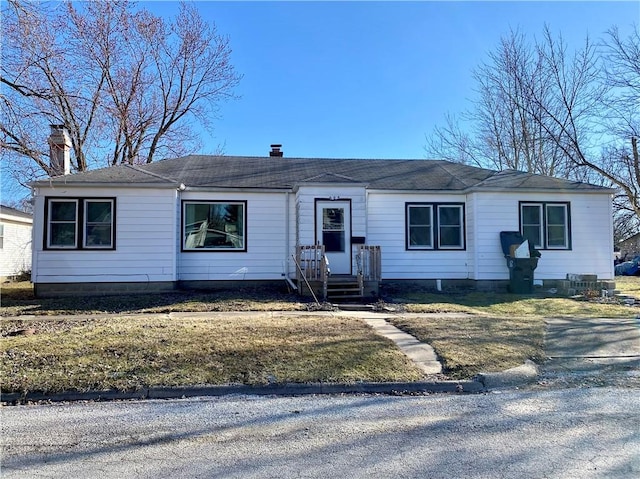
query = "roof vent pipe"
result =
(48, 124, 71, 176)
(269, 144, 283, 157)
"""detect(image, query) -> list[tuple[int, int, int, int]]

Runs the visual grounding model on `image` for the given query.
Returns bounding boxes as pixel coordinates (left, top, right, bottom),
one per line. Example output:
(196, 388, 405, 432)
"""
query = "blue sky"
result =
(145, 0, 640, 159)
(1, 1, 639, 204)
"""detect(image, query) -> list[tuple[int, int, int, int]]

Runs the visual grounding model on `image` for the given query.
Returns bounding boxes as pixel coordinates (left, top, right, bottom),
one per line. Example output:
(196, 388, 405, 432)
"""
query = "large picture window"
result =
(406, 203, 465, 250)
(45, 198, 115, 249)
(183, 201, 246, 251)
(520, 202, 570, 249)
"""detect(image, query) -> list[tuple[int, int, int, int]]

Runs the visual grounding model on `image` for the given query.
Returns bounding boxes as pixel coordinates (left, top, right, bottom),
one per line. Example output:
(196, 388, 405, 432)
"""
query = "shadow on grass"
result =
(0, 283, 310, 316)
(382, 283, 552, 310)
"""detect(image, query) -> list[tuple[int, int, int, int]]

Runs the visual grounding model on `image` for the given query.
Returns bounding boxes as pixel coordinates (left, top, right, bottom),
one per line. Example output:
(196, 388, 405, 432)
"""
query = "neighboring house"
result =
(30, 128, 615, 297)
(617, 233, 640, 261)
(0, 204, 33, 280)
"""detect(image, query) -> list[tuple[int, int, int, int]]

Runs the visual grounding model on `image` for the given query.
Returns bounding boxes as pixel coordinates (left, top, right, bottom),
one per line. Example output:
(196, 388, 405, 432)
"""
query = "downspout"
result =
(175, 183, 186, 287)
(31, 188, 39, 286)
(466, 192, 473, 280)
(285, 191, 290, 273)
(284, 191, 297, 290)
(365, 188, 369, 241)
(608, 193, 614, 279)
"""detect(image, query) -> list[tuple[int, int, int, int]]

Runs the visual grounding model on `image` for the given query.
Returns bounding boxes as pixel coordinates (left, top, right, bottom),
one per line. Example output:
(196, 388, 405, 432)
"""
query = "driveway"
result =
(538, 317, 640, 388)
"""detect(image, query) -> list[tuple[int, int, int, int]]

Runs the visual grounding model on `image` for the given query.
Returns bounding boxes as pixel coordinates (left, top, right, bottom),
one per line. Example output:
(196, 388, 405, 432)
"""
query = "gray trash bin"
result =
(500, 231, 541, 294)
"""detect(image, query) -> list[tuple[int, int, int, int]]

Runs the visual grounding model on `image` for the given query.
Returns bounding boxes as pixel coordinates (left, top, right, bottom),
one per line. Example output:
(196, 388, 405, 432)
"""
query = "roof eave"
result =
(469, 185, 615, 194)
(293, 181, 369, 192)
(31, 181, 177, 189)
(183, 186, 293, 193)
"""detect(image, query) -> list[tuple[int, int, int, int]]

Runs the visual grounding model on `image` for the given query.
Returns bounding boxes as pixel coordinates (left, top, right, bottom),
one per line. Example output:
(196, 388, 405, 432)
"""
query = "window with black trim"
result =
(183, 201, 246, 251)
(520, 202, 570, 249)
(406, 203, 465, 250)
(45, 197, 115, 249)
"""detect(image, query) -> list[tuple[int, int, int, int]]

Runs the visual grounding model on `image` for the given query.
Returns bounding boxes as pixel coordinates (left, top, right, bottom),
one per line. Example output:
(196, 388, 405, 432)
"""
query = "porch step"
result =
(326, 278, 363, 300)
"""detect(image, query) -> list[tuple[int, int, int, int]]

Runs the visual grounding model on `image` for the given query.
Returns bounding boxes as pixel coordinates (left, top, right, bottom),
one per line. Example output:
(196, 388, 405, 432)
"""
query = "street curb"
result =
(475, 360, 539, 389)
(0, 380, 484, 405)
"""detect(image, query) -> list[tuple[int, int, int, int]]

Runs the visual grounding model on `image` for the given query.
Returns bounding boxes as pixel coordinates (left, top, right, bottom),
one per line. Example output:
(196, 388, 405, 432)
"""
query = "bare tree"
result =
(1, 0, 240, 188)
(426, 24, 640, 240)
(426, 29, 576, 177)
(525, 27, 640, 227)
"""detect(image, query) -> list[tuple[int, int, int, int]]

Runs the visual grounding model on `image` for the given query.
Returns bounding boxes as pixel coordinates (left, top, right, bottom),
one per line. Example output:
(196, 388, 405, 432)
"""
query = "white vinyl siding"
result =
(368, 193, 470, 279)
(472, 192, 612, 280)
(295, 186, 367, 245)
(0, 217, 32, 278)
(179, 192, 289, 280)
(295, 185, 367, 275)
(31, 182, 614, 286)
(33, 188, 175, 283)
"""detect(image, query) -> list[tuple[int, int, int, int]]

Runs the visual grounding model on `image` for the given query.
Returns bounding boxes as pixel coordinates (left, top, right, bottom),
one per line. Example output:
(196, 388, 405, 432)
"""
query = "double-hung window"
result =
(183, 201, 246, 251)
(45, 198, 115, 249)
(406, 203, 465, 250)
(520, 202, 570, 249)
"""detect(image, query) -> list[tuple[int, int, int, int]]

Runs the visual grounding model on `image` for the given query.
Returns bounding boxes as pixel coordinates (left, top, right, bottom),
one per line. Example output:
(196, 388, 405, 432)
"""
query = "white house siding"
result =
(178, 191, 289, 281)
(32, 187, 176, 284)
(367, 192, 471, 280)
(470, 190, 614, 280)
(295, 185, 367, 245)
(0, 215, 32, 278)
(295, 185, 367, 275)
(465, 194, 478, 280)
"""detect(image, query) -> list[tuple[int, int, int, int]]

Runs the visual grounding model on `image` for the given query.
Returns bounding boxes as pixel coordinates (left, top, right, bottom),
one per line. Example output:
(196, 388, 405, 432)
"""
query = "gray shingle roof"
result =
(32, 155, 612, 192)
(0, 204, 33, 219)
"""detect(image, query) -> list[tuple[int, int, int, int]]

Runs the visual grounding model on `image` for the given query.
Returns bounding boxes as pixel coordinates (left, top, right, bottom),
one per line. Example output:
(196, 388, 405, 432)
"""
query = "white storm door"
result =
(316, 201, 351, 274)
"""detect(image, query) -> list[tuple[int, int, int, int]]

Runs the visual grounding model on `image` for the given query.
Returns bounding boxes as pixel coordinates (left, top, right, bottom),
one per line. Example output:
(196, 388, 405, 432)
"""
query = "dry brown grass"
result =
(0, 281, 308, 316)
(388, 314, 545, 379)
(614, 275, 640, 297)
(401, 290, 638, 318)
(1, 314, 424, 394)
(3, 278, 638, 391)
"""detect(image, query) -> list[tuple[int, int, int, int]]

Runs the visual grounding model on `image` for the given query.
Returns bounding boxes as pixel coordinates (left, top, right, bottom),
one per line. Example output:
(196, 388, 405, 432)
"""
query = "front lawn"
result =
(1, 314, 424, 394)
(2, 278, 638, 394)
(387, 314, 544, 379)
(0, 282, 308, 316)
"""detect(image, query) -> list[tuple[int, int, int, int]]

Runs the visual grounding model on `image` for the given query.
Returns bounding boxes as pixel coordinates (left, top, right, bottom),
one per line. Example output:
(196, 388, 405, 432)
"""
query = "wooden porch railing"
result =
(296, 245, 329, 299)
(296, 244, 381, 300)
(356, 245, 382, 281)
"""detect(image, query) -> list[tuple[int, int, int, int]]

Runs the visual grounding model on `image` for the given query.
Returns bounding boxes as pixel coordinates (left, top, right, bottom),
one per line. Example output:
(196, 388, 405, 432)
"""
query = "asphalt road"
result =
(2, 387, 639, 478)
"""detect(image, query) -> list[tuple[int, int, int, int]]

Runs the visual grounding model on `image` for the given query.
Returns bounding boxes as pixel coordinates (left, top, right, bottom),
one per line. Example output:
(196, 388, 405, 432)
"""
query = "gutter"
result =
(366, 186, 616, 195)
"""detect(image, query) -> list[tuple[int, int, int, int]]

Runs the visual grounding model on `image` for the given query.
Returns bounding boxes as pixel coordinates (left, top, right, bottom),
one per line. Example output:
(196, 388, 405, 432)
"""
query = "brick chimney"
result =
(48, 125, 71, 176)
(269, 144, 283, 157)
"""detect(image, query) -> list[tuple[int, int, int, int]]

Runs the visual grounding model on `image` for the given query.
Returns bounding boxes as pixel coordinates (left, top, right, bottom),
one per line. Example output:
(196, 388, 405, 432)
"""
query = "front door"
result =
(316, 201, 351, 274)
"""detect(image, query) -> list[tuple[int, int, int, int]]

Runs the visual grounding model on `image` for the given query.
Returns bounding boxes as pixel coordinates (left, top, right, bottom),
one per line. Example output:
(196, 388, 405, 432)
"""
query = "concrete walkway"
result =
(538, 316, 640, 388)
(333, 311, 442, 375)
(544, 316, 640, 361)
